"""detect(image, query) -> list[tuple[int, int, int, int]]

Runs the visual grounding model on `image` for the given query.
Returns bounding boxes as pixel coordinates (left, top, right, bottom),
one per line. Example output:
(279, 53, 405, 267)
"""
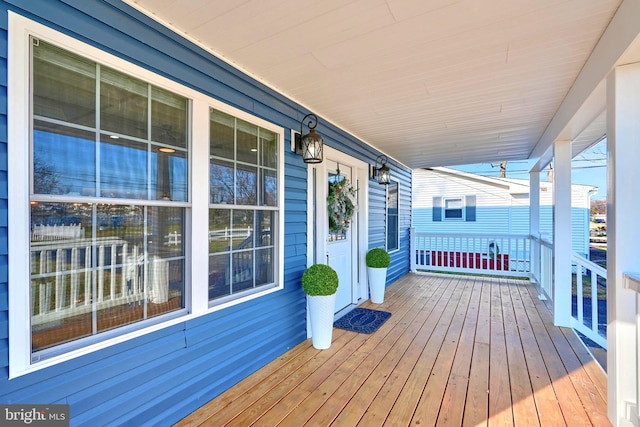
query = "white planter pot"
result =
(307, 293, 337, 349)
(367, 267, 388, 304)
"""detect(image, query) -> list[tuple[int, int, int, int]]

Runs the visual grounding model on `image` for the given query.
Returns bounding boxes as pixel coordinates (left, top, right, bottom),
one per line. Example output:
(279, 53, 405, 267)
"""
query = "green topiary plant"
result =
(301, 264, 339, 296)
(366, 247, 391, 268)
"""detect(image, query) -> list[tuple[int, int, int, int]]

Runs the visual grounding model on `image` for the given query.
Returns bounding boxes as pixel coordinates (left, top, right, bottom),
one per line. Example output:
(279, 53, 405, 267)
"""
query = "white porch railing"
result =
(410, 229, 531, 278)
(30, 238, 169, 326)
(532, 235, 554, 301)
(571, 253, 607, 349)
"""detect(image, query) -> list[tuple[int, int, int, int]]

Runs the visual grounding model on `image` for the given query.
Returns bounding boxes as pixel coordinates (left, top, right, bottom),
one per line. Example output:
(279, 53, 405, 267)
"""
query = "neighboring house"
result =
(412, 167, 597, 258)
(0, 1, 412, 425)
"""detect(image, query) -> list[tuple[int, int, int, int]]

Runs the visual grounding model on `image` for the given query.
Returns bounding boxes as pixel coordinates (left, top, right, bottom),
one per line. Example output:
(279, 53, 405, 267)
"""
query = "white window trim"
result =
(8, 12, 285, 378)
(386, 180, 400, 253)
(443, 197, 465, 221)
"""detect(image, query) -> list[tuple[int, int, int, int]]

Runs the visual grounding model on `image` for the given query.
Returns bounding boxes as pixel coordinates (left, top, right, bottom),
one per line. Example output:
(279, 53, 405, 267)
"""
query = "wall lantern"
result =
(294, 113, 323, 164)
(371, 155, 391, 185)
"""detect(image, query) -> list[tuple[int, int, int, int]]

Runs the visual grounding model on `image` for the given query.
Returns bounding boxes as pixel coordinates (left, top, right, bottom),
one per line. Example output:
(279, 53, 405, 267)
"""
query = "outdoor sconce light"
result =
(294, 113, 323, 164)
(371, 155, 391, 185)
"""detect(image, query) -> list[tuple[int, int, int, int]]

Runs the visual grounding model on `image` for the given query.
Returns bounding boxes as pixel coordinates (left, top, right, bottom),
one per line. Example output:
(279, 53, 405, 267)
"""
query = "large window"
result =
(29, 39, 189, 359)
(9, 13, 285, 376)
(386, 181, 399, 251)
(208, 110, 279, 303)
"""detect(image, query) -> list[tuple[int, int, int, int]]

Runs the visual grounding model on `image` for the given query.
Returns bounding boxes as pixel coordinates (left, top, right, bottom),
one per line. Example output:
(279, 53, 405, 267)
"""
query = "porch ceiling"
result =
(126, 0, 635, 169)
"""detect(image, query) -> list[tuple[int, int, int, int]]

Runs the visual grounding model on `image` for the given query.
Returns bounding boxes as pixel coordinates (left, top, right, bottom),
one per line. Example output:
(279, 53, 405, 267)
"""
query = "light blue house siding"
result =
(412, 168, 594, 258)
(0, 1, 411, 425)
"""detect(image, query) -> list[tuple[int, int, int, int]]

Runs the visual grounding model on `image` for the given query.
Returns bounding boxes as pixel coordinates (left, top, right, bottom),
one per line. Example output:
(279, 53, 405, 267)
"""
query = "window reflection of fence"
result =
(32, 224, 83, 241)
(30, 238, 168, 326)
(208, 227, 253, 241)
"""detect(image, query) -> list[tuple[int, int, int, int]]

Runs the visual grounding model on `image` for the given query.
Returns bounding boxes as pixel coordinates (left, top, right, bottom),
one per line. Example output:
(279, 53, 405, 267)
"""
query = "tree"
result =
(591, 199, 606, 216)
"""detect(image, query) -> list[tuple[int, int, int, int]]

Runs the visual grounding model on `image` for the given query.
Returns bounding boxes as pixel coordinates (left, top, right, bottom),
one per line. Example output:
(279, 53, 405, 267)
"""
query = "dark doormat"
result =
(334, 307, 392, 334)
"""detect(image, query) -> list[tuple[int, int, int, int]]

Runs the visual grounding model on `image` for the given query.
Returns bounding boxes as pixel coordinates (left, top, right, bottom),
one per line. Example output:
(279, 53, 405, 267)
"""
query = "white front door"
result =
(309, 147, 368, 314)
(326, 160, 355, 312)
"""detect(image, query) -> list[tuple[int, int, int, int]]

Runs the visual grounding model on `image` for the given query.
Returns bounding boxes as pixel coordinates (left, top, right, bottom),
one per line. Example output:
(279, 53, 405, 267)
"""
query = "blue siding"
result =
(368, 166, 411, 285)
(0, 0, 412, 425)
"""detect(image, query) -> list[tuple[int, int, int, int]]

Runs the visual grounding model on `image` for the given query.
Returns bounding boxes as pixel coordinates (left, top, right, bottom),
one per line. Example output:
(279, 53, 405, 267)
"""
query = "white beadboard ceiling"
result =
(125, 0, 636, 169)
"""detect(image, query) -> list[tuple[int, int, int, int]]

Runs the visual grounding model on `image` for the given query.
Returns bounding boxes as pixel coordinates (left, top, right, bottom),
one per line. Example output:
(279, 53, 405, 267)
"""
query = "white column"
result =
(529, 170, 541, 290)
(607, 61, 640, 427)
(553, 139, 572, 327)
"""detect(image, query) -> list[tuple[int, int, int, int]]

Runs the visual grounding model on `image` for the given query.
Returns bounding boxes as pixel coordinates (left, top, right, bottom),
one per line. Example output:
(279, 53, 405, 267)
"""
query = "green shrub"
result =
(366, 247, 391, 268)
(301, 264, 339, 296)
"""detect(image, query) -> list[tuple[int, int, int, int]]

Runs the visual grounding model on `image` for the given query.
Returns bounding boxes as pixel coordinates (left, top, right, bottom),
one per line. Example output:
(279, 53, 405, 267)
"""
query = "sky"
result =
(450, 139, 607, 200)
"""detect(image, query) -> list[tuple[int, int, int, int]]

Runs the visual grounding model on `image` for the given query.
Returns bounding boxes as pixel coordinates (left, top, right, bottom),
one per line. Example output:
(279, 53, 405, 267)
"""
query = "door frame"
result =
(306, 146, 369, 322)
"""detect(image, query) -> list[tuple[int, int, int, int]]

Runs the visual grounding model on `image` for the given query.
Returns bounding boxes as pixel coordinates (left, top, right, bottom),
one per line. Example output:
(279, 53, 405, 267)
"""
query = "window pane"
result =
(30, 202, 186, 352)
(209, 253, 230, 299)
(145, 206, 185, 319)
(255, 248, 274, 286)
(151, 86, 188, 149)
(210, 160, 235, 204)
(237, 119, 258, 165)
(445, 209, 463, 219)
(236, 165, 257, 205)
(100, 134, 147, 199)
(209, 209, 231, 253)
(262, 169, 277, 207)
(33, 40, 96, 127)
(33, 121, 96, 196)
(151, 148, 188, 202)
(387, 182, 399, 251)
(256, 210, 273, 248)
(31, 202, 93, 351)
(210, 110, 234, 160)
(232, 251, 253, 292)
(260, 129, 277, 169)
(100, 67, 148, 139)
(232, 210, 254, 249)
(445, 199, 462, 209)
(387, 216, 399, 251)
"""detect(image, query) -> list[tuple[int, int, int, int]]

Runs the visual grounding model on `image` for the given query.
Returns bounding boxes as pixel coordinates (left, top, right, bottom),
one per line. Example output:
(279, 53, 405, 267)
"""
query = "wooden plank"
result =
(410, 277, 477, 426)
(383, 277, 467, 426)
(525, 285, 610, 426)
(560, 327, 607, 401)
(355, 276, 458, 427)
(178, 274, 611, 427)
(175, 335, 329, 426)
(500, 279, 539, 427)
(274, 274, 445, 427)
(253, 274, 440, 426)
(433, 278, 484, 426)
(328, 275, 452, 426)
(463, 277, 491, 427)
(488, 279, 514, 426)
(522, 285, 610, 427)
(517, 282, 594, 426)
(508, 281, 566, 427)
(226, 330, 369, 426)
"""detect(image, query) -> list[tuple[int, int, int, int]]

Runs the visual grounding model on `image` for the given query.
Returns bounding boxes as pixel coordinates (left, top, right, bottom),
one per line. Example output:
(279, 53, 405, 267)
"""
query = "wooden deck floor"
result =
(176, 273, 609, 427)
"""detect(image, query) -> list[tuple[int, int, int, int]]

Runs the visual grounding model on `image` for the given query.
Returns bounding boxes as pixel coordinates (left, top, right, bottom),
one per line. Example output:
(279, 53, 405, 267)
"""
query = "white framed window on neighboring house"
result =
(432, 195, 476, 222)
(386, 180, 399, 252)
(8, 13, 284, 377)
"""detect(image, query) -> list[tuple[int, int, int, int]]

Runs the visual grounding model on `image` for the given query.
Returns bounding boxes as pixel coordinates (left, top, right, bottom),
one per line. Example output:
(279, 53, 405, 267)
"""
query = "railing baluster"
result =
(576, 261, 584, 325)
(591, 268, 598, 335)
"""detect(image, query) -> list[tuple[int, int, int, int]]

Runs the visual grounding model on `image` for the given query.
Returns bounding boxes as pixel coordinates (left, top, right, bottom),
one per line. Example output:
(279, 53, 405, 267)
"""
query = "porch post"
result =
(607, 61, 640, 427)
(552, 139, 572, 327)
(529, 170, 541, 290)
